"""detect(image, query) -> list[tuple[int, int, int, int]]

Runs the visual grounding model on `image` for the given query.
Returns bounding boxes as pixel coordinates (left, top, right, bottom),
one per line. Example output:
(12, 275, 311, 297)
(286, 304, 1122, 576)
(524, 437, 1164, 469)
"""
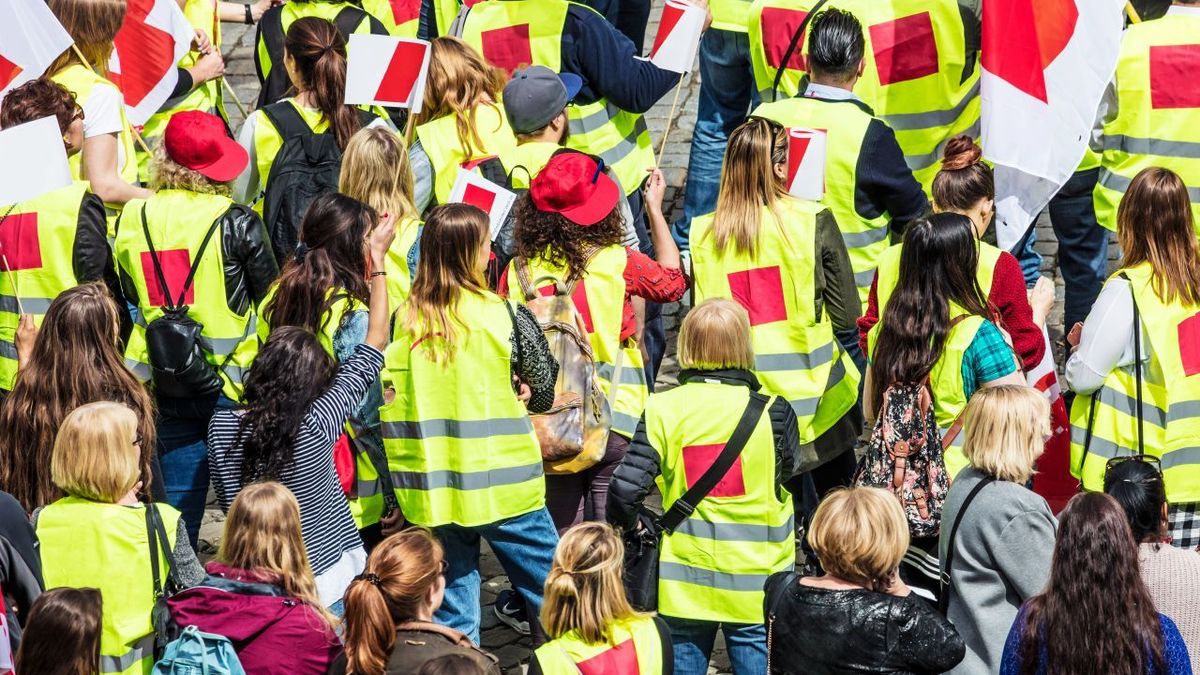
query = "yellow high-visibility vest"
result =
(872, 239, 1003, 323)
(362, 0, 422, 37)
(533, 615, 665, 674)
(415, 104, 518, 205)
(51, 64, 140, 202)
(498, 141, 561, 189)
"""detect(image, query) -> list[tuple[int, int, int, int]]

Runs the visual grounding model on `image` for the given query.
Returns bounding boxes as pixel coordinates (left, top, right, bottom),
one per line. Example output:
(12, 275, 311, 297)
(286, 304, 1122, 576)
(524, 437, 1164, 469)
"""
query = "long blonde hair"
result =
(216, 482, 334, 624)
(1117, 167, 1200, 307)
(339, 126, 419, 222)
(414, 37, 507, 160)
(541, 523, 644, 644)
(709, 117, 789, 257)
(50, 401, 140, 504)
(46, 0, 126, 76)
(402, 204, 490, 364)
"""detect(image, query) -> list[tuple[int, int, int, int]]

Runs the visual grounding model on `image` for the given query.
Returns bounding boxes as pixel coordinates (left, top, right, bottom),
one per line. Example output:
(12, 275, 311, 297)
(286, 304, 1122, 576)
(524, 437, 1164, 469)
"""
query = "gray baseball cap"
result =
(503, 65, 583, 135)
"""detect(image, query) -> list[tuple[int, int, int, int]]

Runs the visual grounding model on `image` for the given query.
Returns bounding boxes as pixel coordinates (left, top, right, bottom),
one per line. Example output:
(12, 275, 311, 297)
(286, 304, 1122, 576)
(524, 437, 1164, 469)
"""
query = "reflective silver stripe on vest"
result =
(788, 356, 849, 416)
(125, 358, 151, 381)
(569, 101, 626, 135)
(1092, 384, 1200, 428)
(355, 477, 381, 498)
(0, 339, 16, 360)
(882, 81, 981, 132)
(841, 226, 889, 249)
(0, 295, 54, 314)
(674, 517, 795, 543)
(1101, 168, 1200, 202)
(1163, 446, 1200, 471)
(100, 634, 154, 674)
(658, 561, 772, 592)
(382, 417, 533, 439)
(755, 343, 834, 373)
(390, 461, 543, 491)
(904, 118, 982, 171)
(855, 269, 876, 288)
(582, 117, 650, 170)
(612, 410, 641, 435)
(596, 361, 648, 386)
(1103, 135, 1200, 160)
(1070, 433, 1200, 471)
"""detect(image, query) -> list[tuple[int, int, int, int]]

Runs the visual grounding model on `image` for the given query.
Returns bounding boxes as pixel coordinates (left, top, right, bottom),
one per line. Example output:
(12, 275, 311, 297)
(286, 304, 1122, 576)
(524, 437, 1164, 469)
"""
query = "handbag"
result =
(146, 503, 182, 659)
(622, 392, 770, 611)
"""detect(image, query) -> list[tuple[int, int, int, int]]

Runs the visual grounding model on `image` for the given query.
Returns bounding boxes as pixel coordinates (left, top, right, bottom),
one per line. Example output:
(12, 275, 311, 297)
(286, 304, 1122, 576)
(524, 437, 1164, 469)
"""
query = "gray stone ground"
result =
(211, 9, 1096, 673)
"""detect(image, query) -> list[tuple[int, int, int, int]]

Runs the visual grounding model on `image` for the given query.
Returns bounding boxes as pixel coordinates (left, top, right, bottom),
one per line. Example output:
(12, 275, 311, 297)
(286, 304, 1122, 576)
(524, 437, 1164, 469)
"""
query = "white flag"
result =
(109, 0, 194, 126)
(0, 117, 71, 205)
(0, 0, 74, 98)
(785, 127, 826, 201)
(648, 0, 705, 74)
(449, 168, 516, 242)
(345, 34, 431, 113)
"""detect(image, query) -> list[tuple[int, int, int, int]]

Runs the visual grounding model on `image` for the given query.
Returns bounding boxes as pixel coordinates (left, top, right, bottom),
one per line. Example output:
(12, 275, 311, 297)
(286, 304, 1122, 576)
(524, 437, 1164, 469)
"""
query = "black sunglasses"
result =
(1105, 454, 1162, 476)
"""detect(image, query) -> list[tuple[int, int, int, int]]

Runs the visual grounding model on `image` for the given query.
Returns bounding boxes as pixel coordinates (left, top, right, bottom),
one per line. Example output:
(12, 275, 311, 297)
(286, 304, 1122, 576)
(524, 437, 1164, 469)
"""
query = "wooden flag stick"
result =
(220, 77, 249, 119)
(403, 111, 418, 146)
(70, 44, 98, 74)
(68, 44, 153, 154)
(656, 74, 687, 166)
(1125, 1, 1142, 23)
(0, 255, 25, 315)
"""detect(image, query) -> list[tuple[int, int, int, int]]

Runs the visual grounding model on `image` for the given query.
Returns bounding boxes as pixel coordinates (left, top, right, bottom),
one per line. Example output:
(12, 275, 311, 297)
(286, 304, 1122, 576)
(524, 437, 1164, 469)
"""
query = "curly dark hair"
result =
(512, 194, 625, 274)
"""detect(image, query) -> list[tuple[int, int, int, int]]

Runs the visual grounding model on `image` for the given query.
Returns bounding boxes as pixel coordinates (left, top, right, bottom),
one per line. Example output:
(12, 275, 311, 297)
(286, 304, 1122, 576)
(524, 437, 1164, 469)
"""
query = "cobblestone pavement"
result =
(212, 9, 1094, 673)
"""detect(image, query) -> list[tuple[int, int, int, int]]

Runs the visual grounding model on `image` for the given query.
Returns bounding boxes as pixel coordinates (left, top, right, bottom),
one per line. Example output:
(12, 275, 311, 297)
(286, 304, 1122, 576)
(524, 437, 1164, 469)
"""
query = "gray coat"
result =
(938, 467, 1057, 675)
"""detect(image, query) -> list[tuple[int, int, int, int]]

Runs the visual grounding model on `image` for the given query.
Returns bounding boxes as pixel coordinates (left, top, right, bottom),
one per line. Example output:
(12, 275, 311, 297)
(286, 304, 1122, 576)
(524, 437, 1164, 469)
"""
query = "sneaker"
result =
(493, 588, 530, 635)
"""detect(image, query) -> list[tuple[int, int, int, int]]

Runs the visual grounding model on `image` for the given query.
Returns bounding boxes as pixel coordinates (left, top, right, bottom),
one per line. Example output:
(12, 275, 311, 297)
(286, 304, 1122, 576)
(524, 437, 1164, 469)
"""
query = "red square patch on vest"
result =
(0, 213, 42, 271)
(1150, 44, 1200, 109)
(576, 639, 639, 675)
(869, 13, 940, 85)
(386, 0, 421, 25)
(481, 24, 533, 75)
(1178, 312, 1200, 376)
(140, 249, 195, 307)
(727, 266, 787, 326)
(537, 278, 595, 334)
(761, 7, 808, 71)
(682, 443, 746, 498)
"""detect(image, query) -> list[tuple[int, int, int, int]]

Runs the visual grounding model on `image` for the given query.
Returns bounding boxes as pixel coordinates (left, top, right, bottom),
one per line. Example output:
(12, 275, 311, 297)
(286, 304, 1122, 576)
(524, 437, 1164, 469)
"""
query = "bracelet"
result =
(371, 271, 387, 278)
(244, 3, 254, 24)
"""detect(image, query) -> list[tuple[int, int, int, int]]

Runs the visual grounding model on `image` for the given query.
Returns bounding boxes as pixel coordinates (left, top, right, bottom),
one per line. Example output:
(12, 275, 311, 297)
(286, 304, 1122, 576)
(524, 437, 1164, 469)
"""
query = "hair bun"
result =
(941, 135, 983, 171)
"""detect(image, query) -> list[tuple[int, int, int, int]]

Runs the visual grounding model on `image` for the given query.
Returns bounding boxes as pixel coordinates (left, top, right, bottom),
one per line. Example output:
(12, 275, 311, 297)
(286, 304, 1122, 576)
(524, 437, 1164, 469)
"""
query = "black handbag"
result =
(622, 392, 770, 611)
(146, 503, 182, 658)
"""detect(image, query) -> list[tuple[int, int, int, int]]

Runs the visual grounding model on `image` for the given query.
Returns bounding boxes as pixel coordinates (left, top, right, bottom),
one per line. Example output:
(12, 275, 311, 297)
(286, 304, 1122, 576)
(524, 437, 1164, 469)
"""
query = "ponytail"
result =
(284, 16, 362, 150)
(343, 576, 396, 675)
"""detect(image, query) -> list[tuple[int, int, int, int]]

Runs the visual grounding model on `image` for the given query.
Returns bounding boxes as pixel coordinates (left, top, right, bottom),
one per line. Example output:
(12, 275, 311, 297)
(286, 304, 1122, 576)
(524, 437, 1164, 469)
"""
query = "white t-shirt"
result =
(81, 81, 129, 176)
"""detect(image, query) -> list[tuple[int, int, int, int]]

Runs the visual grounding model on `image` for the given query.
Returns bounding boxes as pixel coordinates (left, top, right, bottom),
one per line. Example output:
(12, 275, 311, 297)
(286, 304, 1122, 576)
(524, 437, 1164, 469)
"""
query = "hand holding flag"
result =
(345, 34, 432, 112)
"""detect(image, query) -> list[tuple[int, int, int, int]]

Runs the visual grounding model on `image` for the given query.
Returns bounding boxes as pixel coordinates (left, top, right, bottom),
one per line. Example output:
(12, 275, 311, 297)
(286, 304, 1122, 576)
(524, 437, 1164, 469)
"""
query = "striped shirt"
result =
(207, 344, 385, 581)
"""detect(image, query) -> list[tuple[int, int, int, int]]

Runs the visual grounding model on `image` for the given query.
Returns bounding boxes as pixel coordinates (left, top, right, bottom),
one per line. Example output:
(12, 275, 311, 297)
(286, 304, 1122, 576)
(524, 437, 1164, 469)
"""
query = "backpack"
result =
(258, 103, 377, 263)
(255, 6, 385, 108)
(512, 257, 613, 474)
(152, 625, 246, 675)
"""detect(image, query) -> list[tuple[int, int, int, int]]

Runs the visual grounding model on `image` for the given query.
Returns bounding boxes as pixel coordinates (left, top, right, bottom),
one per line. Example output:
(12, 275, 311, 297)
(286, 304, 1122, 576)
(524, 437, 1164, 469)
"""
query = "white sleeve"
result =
(81, 83, 124, 138)
(232, 113, 260, 205)
(1064, 277, 1141, 395)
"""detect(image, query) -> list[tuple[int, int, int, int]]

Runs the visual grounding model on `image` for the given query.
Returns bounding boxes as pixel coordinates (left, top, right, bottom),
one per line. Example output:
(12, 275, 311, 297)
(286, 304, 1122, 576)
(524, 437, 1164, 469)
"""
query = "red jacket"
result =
(167, 563, 342, 675)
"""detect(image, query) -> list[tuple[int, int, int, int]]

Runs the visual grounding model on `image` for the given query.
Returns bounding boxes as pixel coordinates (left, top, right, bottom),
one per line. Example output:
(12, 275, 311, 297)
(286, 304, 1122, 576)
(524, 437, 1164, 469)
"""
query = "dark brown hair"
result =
(0, 283, 155, 512)
(932, 135, 994, 212)
(0, 78, 79, 133)
(46, 0, 125, 75)
(1117, 167, 1200, 306)
(513, 195, 624, 276)
(284, 16, 360, 150)
(16, 588, 103, 675)
(1017, 492, 1165, 675)
(416, 654, 486, 675)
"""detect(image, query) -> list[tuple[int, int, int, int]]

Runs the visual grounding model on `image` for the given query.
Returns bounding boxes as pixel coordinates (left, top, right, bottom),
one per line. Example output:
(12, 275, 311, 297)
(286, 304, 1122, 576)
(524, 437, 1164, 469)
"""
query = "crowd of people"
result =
(0, 0, 1198, 673)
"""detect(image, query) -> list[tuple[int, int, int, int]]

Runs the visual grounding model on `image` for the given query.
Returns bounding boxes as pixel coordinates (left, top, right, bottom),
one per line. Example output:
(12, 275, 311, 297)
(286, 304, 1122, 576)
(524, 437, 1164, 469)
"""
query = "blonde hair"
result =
(708, 117, 789, 257)
(149, 140, 230, 195)
(339, 126, 419, 222)
(963, 385, 1049, 484)
(541, 523, 644, 644)
(217, 482, 334, 625)
(50, 401, 140, 503)
(807, 487, 909, 592)
(46, 0, 126, 76)
(414, 37, 507, 161)
(678, 299, 755, 371)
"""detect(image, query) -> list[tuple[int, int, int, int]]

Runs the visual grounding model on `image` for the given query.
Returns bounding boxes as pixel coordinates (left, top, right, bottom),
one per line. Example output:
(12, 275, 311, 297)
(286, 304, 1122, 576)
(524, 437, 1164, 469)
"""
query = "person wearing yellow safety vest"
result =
(751, 8, 928, 354)
(608, 299, 802, 675)
(37, 402, 206, 675)
(0, 78, 130, 392)
(408, 38, 517, 211)
(529, 523, 671, 675)
(380, 203, 559, 643)
(865, 214, 1024, 483)
(255, 0, 387, 107)
(361, 0, 421, 36)
(115, 111, 278, 548)
(1067, 167, 1200, 550)
(46, 0, 153, 213)
(690, 118, 862, 503)
(747, 0, 981, 191)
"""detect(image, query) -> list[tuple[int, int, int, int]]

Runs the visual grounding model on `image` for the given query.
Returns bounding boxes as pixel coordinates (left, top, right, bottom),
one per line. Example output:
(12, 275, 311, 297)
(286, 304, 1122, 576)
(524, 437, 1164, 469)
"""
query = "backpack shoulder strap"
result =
(173, 214, 225, 309)
(334, 6, 374, 39)
(938, 476, 994, 613)
(258, 6, 285, 77)
(260, 101, 311, 140)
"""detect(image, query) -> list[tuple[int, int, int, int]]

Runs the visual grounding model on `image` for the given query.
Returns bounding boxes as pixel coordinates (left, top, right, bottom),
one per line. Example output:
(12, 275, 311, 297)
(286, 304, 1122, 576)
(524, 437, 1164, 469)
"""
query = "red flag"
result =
(481, 24, 532, 75)
(981, 0, 1077, 103)
(648, 0, 704, 73)
(345, 34, 432, 111)
(108, 0, 194, 125)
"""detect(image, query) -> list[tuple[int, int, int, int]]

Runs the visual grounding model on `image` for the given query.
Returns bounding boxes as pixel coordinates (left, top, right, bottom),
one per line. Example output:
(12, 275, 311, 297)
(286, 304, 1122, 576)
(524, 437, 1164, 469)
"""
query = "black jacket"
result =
(606, 369, 802, 532)
(72, 192, 132, 339)
(0, 491, 43, 652)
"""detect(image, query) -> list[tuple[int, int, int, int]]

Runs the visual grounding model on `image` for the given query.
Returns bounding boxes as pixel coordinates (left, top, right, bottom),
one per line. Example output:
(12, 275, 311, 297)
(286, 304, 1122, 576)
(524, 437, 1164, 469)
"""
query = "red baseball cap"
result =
(530, 153, 621, 226)
(163, 110, 248, 183)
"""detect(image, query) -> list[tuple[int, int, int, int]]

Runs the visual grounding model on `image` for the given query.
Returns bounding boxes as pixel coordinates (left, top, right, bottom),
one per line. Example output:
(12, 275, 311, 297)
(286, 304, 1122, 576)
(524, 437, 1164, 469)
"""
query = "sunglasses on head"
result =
(1104, 453, 1162, 477)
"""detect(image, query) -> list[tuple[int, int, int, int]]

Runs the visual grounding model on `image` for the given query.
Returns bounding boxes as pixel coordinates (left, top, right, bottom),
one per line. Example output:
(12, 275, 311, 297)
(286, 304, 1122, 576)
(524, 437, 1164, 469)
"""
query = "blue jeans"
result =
(1049, 167, 1108, 329)
(433, 507, 559, 644)
(156, 393, 234, 549)
(674, 29, 758, 248)
(664, 617, 767, 675)
(1012, 226, 1043, 287)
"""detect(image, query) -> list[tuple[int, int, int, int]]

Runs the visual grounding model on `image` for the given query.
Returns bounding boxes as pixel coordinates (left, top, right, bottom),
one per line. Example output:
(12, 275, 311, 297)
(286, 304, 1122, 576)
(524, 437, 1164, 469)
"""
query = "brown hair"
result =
(708, 117, 789, 257)
(807, 487, 909, 592)
(50, 401, 140, 503)
(415, 654, 486, 675)
(542, 523, 645, 644)
(16, 588, 103, 675)
(931, 135, 993, 212)
(284, 16, 361, 150)
(342, 529, 446, 675)
(0, 283, 155, 512)
(415, 37, 507, 160)
(678, 299, 756, 371)
(46, 0, 126, 76)
(1117, 167, 1200, 306)
(512, 197, 624, 276)
(0, 78, 80, 133)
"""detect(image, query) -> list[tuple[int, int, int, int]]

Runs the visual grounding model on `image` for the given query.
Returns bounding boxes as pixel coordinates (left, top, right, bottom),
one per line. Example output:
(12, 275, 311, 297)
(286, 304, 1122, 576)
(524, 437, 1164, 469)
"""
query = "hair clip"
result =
(295, 242, 308, 263)
(355, 572, 383, 587)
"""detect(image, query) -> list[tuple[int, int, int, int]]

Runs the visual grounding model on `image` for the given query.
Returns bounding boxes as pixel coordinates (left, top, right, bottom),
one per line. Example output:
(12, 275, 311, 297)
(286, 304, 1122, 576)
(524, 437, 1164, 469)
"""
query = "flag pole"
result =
(403, 111, 417, 147)
(656, 73, 687, 166)
(220, 77, 249, 119)
(1124, 1, 1142, 22)
(68, 44, 154, 155)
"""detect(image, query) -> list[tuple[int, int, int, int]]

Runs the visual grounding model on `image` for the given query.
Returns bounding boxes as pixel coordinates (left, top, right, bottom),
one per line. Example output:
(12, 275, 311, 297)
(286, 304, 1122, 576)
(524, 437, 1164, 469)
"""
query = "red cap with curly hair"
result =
(163, 110, 248, 182)
(530, 152, 621, 226)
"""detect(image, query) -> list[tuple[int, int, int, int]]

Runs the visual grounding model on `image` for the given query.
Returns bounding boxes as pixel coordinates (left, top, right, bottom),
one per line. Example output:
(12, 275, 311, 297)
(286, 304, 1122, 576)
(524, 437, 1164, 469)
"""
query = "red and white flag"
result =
(449, 167, 516, 241)
(649, 0, 705, 74)
(345, 34, 431, 112)
(1026, 329, 1078, 514)
(981, 0, 1124, 249)
(0, 0, 74, 98)
(785, 127, 826, 201)
(0, 117, 72, 205)
(109, 0, 194, 126)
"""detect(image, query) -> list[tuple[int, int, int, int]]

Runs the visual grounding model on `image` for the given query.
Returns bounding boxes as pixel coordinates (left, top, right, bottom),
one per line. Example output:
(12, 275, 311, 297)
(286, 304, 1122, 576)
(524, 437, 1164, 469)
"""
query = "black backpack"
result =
(258, 103, 377, 263)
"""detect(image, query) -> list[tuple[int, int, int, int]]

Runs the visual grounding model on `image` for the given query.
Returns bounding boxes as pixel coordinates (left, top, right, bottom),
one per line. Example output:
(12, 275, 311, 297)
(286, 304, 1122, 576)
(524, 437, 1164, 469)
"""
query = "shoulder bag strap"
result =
(770, 0, 830, 101)
(1123, 272, 1145, 454)
(145, 505, 163, 601)
(347, 416, 400, 512)
(148, 504, 179, 592)
(659, 392, 770, 533)
(938, 476, 994, 613)
(257, 6, 284, 80)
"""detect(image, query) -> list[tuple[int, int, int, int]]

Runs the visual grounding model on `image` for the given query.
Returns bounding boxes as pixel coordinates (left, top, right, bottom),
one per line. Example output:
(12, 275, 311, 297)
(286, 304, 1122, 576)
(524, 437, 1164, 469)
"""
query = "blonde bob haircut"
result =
(541, 522, 645, 644)
(339, 126, 419, 223)
(678, 299, 755, 371)
(962, 384, 1049, 484)
(50, 401, 140, 503)
(807, 487, 908, 592)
